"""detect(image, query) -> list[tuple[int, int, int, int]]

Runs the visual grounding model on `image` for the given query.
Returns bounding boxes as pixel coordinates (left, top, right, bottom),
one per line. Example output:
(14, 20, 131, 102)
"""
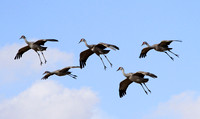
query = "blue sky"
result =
(1, 0, 200, 119)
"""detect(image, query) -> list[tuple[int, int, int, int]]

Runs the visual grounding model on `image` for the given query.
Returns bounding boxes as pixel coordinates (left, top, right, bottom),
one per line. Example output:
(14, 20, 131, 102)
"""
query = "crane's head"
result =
(141, 41, 148, 46)
(43, 71, 50, 75)
(117, 67, 124, 71)
(79, 38, 86, 43)
(20, 35, 26, 39)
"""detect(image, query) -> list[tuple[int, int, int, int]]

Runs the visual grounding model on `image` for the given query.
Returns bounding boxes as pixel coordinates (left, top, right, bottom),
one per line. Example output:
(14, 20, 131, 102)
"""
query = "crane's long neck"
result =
(23, 37, 30, 45)
(121, 68, 129, 77)
(83, 40, 90, 48)
(145, 42, 151, 47)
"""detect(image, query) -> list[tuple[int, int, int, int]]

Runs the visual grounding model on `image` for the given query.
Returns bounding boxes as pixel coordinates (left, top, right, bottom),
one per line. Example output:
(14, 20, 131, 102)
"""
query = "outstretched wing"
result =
(34, 39, 58, 45)
(41, 73, 54, 80)
(14, 45, 31, 60)
(79, 49, 94, 69)
(60, 66, 80, 72)
(135, 71, 157, 78)
(139, 47, 153, 58)
(119, 78, 133, 98)
(159, 40, 182, 47)
(96, 42, 119, 50)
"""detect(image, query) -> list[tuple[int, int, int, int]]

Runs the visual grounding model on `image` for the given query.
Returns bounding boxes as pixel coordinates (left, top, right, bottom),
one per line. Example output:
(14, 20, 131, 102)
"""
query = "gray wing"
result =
(34, 39, 58, 45)
(79, 49, 94, 69)
(159, 40, 182, 47)
(41, 73, 53, 80)
(60, 66, 80, 72)
(14, 45, 31, 59)
(119, 78, 133, 98)
(139, 47, 153, 58)
(96, 42, 119, 50)
(135, 71, 157, 78)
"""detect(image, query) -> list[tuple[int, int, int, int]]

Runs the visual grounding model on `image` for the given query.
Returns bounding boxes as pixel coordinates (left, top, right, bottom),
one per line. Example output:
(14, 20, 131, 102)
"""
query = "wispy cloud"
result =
(145, 91, 200, 119)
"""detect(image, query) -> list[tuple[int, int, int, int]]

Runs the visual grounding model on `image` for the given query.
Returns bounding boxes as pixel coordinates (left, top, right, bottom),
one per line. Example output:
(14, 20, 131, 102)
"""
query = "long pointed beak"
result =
(43, 72, 46, 75)
(79, 41, 81, 44)
(117, 69, 120, 71)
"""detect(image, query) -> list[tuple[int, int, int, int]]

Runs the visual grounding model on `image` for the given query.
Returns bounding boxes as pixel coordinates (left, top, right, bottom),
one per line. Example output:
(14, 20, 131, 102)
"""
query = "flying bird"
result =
(139, 40, 182, 60)
(41, 66, 80, 80)
(117, 67, 157, 98)
(14, 35, 58, 65)
(79, 38, 119, 70)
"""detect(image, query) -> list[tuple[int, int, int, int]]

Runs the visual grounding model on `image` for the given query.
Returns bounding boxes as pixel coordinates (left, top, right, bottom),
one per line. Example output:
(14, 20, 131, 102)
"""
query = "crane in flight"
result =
(42, 66, 80, 80)
(139, 40, 182, 60)
(117, 67, 157, 98)
(14, 35, 58, 65)
(79, 38, 119, 70)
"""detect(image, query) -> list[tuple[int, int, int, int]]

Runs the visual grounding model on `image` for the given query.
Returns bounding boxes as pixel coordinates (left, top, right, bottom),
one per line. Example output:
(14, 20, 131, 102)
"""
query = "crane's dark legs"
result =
(103, 54, 112, 67)
(40, 51, 47, 64)
(98, 55, 107, 70)
(69, 74, 77, 79)
(143, 83, 151, 93)
(140, 83, 148, 95)
(36, 51, 43, 65)
(168, 50, 179, 57)
(165, 52, 174, 61)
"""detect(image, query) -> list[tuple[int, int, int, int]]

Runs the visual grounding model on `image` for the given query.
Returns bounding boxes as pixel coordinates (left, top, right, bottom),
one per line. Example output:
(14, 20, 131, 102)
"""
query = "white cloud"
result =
(0, 80, 104, 119)
(0, 44, 74, 82)
(146, 92, 200, 119)
(0, 44, 114, 119)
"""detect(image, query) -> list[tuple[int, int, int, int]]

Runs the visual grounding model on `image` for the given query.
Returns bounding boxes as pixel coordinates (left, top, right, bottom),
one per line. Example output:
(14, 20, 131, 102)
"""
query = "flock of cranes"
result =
(14, 35, 182, 98)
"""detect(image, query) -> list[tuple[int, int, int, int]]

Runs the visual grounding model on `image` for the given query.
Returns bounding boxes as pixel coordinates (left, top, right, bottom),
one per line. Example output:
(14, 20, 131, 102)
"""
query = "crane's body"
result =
(79, 38, 119, 70)
(42, 66, 80, 80)
(14, 35, 58, 65)
(139, 40, 182, 60)
(117, 67, 157, 98)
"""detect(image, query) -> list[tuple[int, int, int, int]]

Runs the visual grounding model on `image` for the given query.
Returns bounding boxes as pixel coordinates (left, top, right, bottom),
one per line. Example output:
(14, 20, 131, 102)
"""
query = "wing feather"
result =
(135, 71, 157, 78)
(14, 46, 31, 60)
(159, 40, 182, 46)
(60, 66, 80, 72)
(119, 79, 133, 98)
(97, 42, 119, 50)
(41, 73, 53, 80)
(139, 47, 153, 58)
(79, 49, 94, 69)
(34, 39, 58, 45)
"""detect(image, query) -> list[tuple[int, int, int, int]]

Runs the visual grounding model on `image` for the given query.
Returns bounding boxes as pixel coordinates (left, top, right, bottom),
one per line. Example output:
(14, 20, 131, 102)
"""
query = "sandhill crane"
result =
(79, 38, 119, 70)
(139, 40, 182, 60)
(117, 67, 157, 98)
(41, 66, 80, 80)
(14, 35, 58, 65)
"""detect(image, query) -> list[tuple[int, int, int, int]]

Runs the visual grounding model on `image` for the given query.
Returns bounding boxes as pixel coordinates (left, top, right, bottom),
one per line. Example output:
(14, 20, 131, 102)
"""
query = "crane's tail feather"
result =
(143, 78, 149, 83)
(102, 50, 110, 54)
(41, 47, 47, 51)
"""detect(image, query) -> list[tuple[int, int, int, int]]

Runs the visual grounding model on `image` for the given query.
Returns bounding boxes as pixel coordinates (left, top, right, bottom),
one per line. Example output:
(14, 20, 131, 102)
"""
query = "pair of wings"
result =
(14, 39, 58, 60)
(79, 42, 119, 68)
(42, 66, 80, 80)
(139, 40, 182, 58)
(119, 71, 157, 98)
